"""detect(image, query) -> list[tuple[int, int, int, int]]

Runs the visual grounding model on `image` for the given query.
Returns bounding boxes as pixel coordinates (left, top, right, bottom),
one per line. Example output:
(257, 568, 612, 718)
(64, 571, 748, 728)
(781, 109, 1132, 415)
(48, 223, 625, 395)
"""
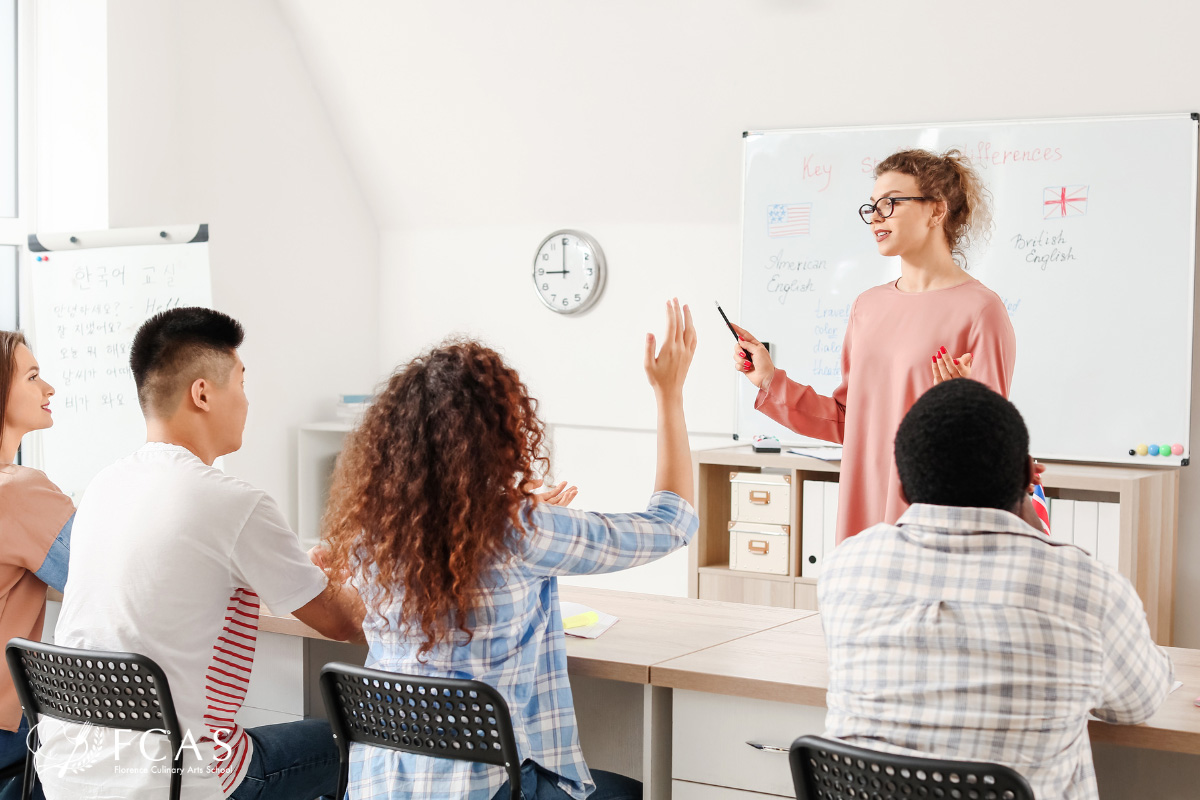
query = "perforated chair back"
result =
(5, 638, 184, 800)
(790, 735, 1036, 800)
(320, 662, 522, 800)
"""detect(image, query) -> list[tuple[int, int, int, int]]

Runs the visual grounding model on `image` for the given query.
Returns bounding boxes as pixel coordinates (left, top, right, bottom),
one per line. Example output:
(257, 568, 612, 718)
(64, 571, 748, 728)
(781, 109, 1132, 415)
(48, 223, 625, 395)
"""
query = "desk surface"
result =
(260, 586, 815, 684)
(244, 588, 1200, 755)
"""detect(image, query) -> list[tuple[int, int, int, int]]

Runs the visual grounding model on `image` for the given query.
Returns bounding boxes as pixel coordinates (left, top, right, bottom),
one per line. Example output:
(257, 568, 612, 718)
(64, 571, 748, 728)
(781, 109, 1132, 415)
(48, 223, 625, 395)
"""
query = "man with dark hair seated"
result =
(38, 307, 365, 800)
(819, 379, 1173, 800)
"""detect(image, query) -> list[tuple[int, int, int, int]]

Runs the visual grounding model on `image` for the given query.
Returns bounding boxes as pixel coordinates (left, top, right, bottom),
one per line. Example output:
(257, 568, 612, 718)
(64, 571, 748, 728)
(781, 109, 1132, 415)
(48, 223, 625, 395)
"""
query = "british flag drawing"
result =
(1031, 483, 1051, 536)
(767, 203, 812, 237)
(1043, 185, 1088, 219)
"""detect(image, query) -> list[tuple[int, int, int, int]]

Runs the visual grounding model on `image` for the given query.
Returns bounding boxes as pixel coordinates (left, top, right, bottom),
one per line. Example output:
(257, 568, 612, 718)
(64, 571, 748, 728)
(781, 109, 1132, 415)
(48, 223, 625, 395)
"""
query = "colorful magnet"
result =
(1173, 444, 1184, 456)
(1136, 443, 1148, 456)
(1148, 444, 1160, 456)
(1162, 444, 1173, 457)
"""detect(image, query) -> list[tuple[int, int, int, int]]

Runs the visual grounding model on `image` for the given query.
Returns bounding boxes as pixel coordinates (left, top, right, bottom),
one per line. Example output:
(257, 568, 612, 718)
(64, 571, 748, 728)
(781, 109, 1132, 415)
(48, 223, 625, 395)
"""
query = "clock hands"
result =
(544, 269, 569, 276)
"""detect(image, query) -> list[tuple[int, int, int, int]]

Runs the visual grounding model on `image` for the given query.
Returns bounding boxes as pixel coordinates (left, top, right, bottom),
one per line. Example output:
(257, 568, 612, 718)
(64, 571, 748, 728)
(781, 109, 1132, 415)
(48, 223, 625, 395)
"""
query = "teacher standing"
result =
(734, 149, 1017, 545)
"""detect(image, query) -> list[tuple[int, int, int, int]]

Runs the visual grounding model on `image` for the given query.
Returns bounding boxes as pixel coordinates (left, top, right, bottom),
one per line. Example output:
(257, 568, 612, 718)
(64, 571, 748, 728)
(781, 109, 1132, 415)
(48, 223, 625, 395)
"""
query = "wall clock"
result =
(532, 230, 606, 314)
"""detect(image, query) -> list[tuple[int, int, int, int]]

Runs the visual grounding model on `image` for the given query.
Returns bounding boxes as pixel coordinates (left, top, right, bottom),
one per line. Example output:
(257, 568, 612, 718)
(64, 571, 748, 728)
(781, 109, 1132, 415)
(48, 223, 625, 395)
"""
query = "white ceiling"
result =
(277, 0, 1198, 232)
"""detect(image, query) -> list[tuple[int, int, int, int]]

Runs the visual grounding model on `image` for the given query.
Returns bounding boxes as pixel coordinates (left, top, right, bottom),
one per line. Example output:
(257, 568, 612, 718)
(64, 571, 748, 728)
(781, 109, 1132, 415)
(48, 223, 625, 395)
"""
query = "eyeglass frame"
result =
(858, 196, 931, 224)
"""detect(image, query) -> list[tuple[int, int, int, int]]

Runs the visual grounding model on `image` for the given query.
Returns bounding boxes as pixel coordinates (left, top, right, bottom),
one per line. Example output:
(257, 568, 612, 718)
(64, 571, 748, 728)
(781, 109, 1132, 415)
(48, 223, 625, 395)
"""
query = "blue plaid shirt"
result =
(820, 504, 1174, 800)
(349, 491, 698, 800)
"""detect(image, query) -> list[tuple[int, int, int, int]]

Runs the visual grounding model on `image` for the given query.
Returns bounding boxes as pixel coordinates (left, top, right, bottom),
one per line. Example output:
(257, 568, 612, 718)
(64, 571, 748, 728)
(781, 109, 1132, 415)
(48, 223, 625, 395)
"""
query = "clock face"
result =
(532, 230, 605, 314)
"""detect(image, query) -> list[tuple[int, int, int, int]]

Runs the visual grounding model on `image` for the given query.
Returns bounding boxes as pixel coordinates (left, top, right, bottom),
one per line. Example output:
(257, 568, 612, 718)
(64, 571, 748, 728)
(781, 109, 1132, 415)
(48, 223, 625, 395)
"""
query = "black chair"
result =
(5, 638, 184, 800)
(790, 735, 1036, 800)
(320, 662, 522, 800)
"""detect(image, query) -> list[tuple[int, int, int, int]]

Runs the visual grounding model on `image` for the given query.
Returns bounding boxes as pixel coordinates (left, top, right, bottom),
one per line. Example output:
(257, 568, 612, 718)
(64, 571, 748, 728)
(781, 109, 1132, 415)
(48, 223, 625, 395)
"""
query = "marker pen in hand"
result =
(716, 301, 751, 364)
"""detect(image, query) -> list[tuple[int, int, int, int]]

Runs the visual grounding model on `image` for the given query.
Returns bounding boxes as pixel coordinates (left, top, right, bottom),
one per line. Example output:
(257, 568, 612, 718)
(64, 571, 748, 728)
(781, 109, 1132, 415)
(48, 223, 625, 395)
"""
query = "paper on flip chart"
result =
(559, 601, 618, 639)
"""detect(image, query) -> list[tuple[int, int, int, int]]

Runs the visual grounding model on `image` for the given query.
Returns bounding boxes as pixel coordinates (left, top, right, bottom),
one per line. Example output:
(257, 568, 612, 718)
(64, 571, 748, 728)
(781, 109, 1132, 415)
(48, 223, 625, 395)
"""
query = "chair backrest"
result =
(320, 662, 522, 800)
(5, 638, 184, 800)
(790, 735, 1036, 800)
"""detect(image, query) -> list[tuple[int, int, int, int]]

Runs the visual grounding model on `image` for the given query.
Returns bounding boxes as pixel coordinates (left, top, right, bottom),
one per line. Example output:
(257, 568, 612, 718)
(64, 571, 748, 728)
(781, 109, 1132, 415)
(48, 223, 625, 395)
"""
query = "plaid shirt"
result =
(349, 491, 698, 800)
(819, 504, 1173, 800)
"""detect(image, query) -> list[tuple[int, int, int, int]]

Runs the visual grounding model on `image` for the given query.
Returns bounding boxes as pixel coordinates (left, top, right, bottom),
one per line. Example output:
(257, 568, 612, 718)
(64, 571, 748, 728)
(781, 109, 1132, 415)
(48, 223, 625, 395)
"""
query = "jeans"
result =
(0, 717, 43, 800)
(229, 718, 341, 800)
(490, 762, 642, 800)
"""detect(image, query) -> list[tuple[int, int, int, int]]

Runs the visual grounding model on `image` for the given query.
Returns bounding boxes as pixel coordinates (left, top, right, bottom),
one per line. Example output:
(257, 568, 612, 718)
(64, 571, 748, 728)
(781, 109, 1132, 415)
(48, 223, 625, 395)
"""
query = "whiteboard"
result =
(738, 114, 1197, 467)
(30, 238, 212, 499)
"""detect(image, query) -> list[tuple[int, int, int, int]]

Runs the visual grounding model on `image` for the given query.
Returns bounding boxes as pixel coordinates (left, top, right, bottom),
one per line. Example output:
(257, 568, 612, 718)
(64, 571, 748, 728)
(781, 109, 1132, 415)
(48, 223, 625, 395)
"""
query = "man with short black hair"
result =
(40, 307, 363, 800)
(819, 379, 1172, 800)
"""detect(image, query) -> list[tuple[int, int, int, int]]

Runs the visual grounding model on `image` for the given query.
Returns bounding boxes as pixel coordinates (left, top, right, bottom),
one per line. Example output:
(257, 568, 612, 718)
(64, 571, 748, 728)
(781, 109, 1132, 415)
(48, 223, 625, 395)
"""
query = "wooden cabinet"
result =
(690, 446, 1180, 644)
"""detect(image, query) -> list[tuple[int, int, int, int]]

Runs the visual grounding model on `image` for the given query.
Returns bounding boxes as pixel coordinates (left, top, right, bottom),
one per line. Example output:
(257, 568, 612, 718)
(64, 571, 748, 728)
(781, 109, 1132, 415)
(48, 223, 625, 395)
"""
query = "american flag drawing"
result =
(1043, 185, 1088, 219)
(1031, 483, 1051, 536)
(767, 203, 812, 237)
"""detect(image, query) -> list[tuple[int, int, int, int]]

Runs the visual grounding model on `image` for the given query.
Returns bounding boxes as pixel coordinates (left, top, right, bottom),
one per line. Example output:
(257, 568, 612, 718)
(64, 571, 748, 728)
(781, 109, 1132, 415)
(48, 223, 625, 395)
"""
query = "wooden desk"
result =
(259, 586, 815, 800)
(261, 586, 817, 683)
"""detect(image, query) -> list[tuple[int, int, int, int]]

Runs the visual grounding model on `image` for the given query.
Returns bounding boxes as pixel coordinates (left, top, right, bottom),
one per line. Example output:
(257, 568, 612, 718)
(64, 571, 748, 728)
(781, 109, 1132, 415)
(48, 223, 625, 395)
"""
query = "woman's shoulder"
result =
(0, 463, 64, 494)
(0, 464, 71, 519)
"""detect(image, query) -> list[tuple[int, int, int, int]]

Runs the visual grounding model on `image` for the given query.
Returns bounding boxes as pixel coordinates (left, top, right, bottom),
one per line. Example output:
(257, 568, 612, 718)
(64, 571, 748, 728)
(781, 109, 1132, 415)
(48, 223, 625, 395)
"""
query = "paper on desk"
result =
(560, 601, 618, 639)
(788, 446, 842, 462)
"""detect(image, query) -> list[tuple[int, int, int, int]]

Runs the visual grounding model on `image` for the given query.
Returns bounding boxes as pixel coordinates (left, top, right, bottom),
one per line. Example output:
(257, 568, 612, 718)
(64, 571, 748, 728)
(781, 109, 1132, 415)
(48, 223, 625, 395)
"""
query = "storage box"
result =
(729, 472, 792, 526)
(728, 521, 791, 575)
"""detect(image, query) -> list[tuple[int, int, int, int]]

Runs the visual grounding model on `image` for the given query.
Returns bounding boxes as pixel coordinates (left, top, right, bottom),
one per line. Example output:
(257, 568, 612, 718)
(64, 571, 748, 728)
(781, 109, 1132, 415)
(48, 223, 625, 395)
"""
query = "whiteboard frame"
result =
(737, 113, 1199, 467)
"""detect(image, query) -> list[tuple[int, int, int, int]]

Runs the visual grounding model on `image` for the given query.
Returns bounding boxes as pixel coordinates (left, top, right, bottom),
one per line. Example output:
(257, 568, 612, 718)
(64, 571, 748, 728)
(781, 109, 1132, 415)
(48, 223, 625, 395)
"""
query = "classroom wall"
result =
(104, 0, 379, 516)
(278, 0, 1200, 640)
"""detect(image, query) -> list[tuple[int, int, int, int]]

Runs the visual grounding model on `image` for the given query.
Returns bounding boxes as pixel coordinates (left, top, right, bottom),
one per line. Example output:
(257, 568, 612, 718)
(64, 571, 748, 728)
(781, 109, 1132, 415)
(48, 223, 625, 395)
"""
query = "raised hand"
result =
(644, 298, 697, 399)
(730, 323, 776, 391)
(932, 347, 972, 384)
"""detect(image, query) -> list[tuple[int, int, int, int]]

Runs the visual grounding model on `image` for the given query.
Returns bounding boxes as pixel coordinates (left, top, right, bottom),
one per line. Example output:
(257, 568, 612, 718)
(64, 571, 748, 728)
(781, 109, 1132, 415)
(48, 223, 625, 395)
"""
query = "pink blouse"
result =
(755, 278, 1016, 544)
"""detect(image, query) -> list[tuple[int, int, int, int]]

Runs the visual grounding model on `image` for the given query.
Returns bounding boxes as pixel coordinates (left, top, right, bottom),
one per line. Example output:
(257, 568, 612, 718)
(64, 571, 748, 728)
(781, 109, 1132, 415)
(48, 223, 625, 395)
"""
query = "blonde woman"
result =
(735, 149, 1029, 545)
(0, 332, 73, 800)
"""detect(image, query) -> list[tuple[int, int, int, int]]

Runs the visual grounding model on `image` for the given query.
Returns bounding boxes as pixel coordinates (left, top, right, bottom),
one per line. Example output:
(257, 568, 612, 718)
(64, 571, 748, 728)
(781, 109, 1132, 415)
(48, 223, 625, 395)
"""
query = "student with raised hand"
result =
(0, 332, 73, 800)
(734, 149, 1024, 545)
(39, 308, 365, 800)
(819, 379, 1172, 800)
(321, 299, 699, 800)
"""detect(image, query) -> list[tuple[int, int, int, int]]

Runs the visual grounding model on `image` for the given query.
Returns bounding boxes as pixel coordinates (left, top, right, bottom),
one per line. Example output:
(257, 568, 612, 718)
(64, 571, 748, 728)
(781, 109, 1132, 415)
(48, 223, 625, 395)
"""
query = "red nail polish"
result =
(940, 346, 947, 354)
(744, 361, 752, 368)
(953, 359, 959, 365)
(737, 335, 743, 341)
(932, 355, 937, 362)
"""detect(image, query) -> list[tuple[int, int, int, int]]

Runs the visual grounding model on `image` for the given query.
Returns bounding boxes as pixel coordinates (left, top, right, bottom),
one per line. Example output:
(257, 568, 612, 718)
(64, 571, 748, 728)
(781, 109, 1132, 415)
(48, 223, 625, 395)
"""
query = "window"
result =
(0, 0, 16, 332)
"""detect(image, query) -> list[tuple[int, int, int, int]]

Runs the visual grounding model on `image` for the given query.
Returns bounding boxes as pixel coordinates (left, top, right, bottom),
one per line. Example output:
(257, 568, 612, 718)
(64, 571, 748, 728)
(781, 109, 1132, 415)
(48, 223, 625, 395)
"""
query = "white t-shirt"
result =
(37, 443, 327, 800)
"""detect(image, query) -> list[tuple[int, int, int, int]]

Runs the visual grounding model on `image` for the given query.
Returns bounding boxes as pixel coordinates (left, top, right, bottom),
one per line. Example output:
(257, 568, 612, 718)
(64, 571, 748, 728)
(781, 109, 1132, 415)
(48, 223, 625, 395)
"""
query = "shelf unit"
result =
(296, 422, 353, 551)
(690, 445, 1180, 645)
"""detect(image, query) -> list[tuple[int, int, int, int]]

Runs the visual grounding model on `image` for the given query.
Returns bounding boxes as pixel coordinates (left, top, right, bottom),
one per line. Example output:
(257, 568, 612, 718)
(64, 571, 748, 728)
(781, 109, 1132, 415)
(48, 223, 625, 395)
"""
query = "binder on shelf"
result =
(1096, 502, 1120, 570)
(1074, 501, 1099, 556)
(1049, 498, 1075, 545)
(823, 481, 839, 560)
(801, 480, 825, 579)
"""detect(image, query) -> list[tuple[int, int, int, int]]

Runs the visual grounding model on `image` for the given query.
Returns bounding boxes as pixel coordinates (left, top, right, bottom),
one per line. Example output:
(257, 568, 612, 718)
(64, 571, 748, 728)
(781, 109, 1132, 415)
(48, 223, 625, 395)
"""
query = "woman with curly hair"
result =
(322, 299, 698, 800)
(734, 148, 1030, 545)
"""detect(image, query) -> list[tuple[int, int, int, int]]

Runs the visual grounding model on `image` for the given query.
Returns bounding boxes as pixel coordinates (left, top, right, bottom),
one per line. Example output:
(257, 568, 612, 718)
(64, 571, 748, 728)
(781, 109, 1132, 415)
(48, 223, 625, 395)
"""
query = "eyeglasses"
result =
(858, 196, 930, 224)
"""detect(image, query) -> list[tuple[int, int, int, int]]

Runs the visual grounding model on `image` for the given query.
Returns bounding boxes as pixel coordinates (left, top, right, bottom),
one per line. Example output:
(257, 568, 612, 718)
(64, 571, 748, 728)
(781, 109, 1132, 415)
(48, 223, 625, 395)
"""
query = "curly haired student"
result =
(322, 300, 700, 800)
